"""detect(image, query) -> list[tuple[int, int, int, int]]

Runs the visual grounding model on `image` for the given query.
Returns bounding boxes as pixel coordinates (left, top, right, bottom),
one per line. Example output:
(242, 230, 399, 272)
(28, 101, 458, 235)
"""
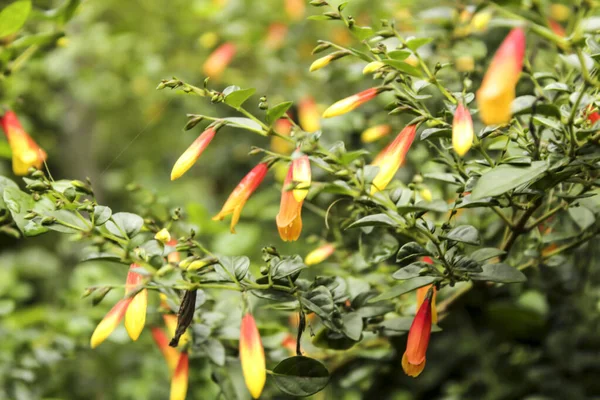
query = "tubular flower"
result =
(271, 118, 294, 154)
(305, 243, 335, 266)
(276, 166, 303, 241)
(310, 54, 335, 72)
(285, 0, 305, 21)
(361, 124, 391, 143)
(402, 288, 433, 377)
(291, 153, 311, 202)
(152, 327, 181, 373)
(363, 61, 385, 75)
(323, 88, 380, 119)
(0, 111, 47, 176)
(239, 313, 266, 399)
(124, 264, 148, 341)
(452, 103, 474, 157)
(171, 127, 217, 180)
(212, 163, 269, 233)
(476, 28, 526, 125)
(90, 298, 132, 348)
(170, 352, 189, 400)
(416, 284, 438, 324)
(298, 97, 320, 133)
(202, 42, 236, 78)
(265, 23, 288, 50)
(370, 125, 417, 194)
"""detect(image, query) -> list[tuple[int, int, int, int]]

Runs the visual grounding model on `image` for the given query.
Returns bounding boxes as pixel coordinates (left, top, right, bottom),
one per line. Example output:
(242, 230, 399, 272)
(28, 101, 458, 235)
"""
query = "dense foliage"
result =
(0, 0, 599, 399)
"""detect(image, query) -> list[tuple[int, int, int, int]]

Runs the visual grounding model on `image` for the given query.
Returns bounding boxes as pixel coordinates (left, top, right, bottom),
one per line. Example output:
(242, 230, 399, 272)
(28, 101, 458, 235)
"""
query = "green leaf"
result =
(511, 95, 560, 119)
(302, 287, 334, 320)
(420, 127, 451, 140)
(4, 186, 34, 234)
(423, 172, 460, 185)
(272, 356, 330, 397)
(533, 116, 562, 131)
(203, 338, 225, 366)
(470, 247, 506, 262)
(106, 212, 144, 238)
(93, 205, 112, 225)
(471, 161, 548, 200)
(0, 176, 18, 210)
(341, 312, 363, 341)
(387, 50, 411, 60)
(396, 200, 449, 214)
(346, 213, 397, 229)
(369, 276, 438, 302)
(350, 25, 373, 41)
(471, 263, 527, 283)
(267, 101, 293, 125)
(223, 87, 256, 109)
(272, 255, 306, 279)
(43, 210, 91, 233)
(543, 82, 570, 93)
(0, 0, 32, 38)
(441, 225, 480, 245)
(396, 242, 429, 263)
(392, 263, 424, 280)
(568, 206, 595, 231)
(217, 255, 249, 281)
(222, 117, 264, 134)
(406, 37, 433, 51)
(382, 60, 422, 77)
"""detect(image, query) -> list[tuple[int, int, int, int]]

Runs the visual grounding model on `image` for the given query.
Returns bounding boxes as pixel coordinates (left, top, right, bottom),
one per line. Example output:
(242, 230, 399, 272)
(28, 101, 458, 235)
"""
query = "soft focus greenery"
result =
(1, 0, 600, 399)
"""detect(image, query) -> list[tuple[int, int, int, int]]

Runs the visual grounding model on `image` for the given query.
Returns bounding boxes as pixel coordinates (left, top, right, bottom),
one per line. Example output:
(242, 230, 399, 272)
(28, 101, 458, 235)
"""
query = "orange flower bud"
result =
(171, 127, 217, 180)
(152, 327, 181, 373)
(548, 20, 566, 37)
(203, 42, 236, 78)
(90, 298, 132, 349)
(370, 125, 417, 194)
(170, 352, 189, 400)
(239, 313, 266, 399)
(0, 111, 47, 176)
(298, 97, 320, 133)
(265, 23, 288, 50)
(271, 118, 294, 154)
(292, 153, 311, 202)
(476, 28, 526, 125)
(305, 243, 335, 265)
(125, 263, 147, 341)
(212, 163, 268, 233)
(322, 88, 380, 118)
(276, 165, 303, 242)
(402, 288, 433, 377)
(452, 104, 474, 157)
(361, 124, 391, 143)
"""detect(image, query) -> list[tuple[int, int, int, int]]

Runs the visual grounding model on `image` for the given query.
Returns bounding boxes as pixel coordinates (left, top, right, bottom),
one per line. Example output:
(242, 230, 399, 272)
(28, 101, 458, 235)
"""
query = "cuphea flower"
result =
(90, 298, 132, 349)
(322, 88, 380, 118)
(212, 163, 268, 233)
(361, 124, 391, 143)
(292, 152, 311, 202)
(171, 126, 217, 180)
(0, 110, 47, 176)
(305, 243, 335, 265)
(170, 352, 189, 400)
(239, 313, 266, 399)
(298, 97, 320, 133)
(276, 164, 304, 241)
(402, 287, 434, 377)
(370, 125, 417, 194)
(203, 42, 236, 78)
(452, 103, 474, 157)
(476, 28, 526, 125)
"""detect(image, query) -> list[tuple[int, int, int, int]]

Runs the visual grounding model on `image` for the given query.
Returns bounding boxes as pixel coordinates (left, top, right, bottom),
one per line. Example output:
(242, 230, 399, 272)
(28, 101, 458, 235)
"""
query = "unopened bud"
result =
(184, 115, 204, 131)
(311, 42, 331, 54)
(30, 170, 45, 179)
(260, 266, 269, 275)
(71, 180, 94, 195)
(92, 287, 112, 306)
(40, 216, 56, 225)
(24, 212, 37, 220)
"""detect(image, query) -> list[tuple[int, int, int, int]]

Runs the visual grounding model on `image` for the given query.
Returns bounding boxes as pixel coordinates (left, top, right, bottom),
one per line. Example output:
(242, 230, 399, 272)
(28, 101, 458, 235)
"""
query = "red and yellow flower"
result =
(239, 313, 266, 399)
(298, 97, 320, 133)
(203, 42, 236, 78)
(361, 124, 391, 143)
(305, 243, 335, 265)
(265, 23, 288, 50)
(476, 28, 526, 125)
(276, 162, 304, 241)
(402, 287, 434, 377)
(322, 88, 380, 119)
(0, 110, 47, 176)
(291, 152, 311, 202)
(212, 162, 269, 233)
(452, 103, 474, 157)
(370, 124, 417, 194)
(171, 126, 217, 180)
(170, 352, 189, 400)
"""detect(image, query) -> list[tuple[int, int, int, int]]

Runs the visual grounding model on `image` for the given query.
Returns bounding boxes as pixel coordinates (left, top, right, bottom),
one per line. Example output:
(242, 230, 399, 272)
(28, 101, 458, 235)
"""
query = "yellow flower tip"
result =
(470, 11, 492, 32)
(305, 243, 335, 265)
(309, 54, 333, 72)
(292, 154, 311, 202)
(452, 104, 474, 157)
(419, 188, 433, 203)
(370, 124, 417, 193)
(276, 165, 304, 242)
(240, 314, 267, 399)
(361, 124, 391, 143)
(170, 352, 189, 400)
(362, 61, 385, 75)
(298, 97, 321, 133)
(125, 289, 148, 341)
(171, 127, 217, 180)
(322, 88, 379, 119)
(1, 111, 47, 176)
(402, 352, 426, 377)
(90, 298, 132, 349)
(164, 314, 191, 349)
(155, 228, 171, 244)
(550, 3, 570, 22)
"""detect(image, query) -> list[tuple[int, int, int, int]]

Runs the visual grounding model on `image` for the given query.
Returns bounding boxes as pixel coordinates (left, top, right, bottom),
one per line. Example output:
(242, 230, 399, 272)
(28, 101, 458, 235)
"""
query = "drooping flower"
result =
(370, 125, 417, 194)
(171, 126, 217, 180)
(239, 313, 266, 399)
(310, 54, 335, 72)
(90, 298, 132, 349)
(152, 327, 181, 373)
(322, 88, 380, 119)
(124, 264, 148, 341)
(361, 124, 391, 143)
(476, 28, 526, 125)
(362, 61, 385, 75)
(402, 287, 433, 377)
(452, 103, 474, 157)
(212, 163, 269, 233)
(170, 352, 189, 400)
(203, 42, 236, 78)
(0, 110, 47, 176)
(298, 97, 320, 133)
(276, 165, 303, 241)
(416, 284, 438, 324)
(305, 243, 335, 265)
(292, 152, 311, 202)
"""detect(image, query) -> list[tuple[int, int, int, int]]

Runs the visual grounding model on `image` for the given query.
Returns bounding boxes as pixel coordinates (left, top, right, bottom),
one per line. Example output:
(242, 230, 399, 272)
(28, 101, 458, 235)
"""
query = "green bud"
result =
(40, 216, 56, 225)
(418, 268, 430, 275)
(156, 264, 174, 277)
(92, 287, 112, 306)
(260, 266, 269, 275)
(311, 42, 331, 54)
(184, 115, 204, 130)
(81, 287, 96, 298)
(24, 212, 37, 220)
(71, 180, 94, 195)
(258, 102, 268, 110)
(309, 0, 328, 6)
(27, 181, 50, 192)
(30, 170, 45, 179)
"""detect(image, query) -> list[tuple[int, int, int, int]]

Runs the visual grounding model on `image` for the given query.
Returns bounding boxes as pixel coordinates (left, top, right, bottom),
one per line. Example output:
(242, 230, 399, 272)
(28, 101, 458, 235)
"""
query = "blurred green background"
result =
(1, 0, 600, 399)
